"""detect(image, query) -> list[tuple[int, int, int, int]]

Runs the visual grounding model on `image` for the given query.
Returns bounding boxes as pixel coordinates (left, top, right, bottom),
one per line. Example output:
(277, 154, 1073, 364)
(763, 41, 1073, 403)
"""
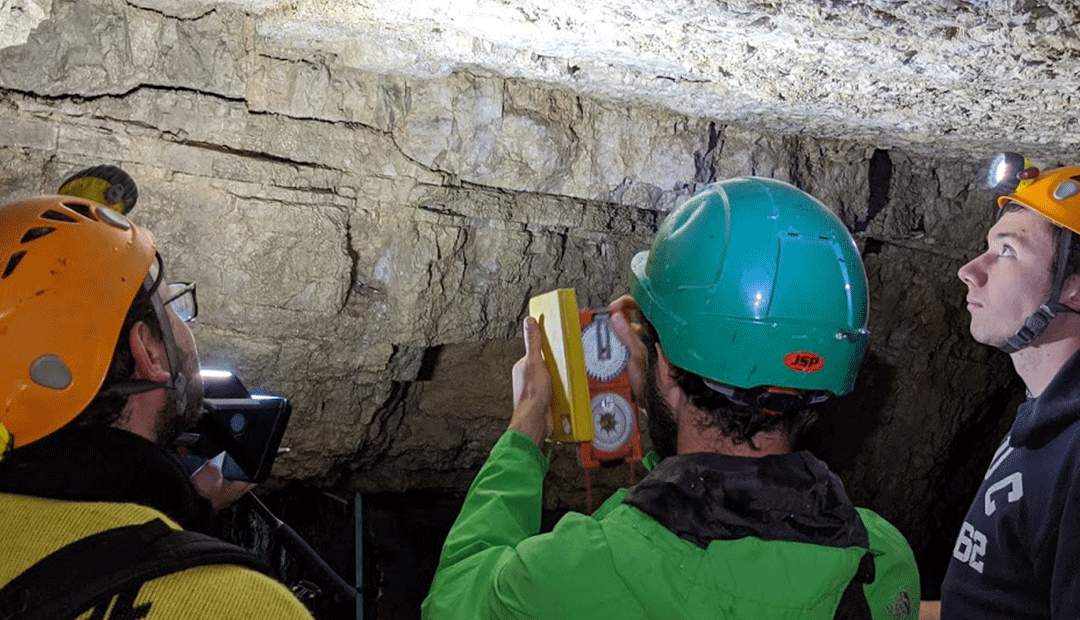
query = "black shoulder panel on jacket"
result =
(0, 518, 272, 620)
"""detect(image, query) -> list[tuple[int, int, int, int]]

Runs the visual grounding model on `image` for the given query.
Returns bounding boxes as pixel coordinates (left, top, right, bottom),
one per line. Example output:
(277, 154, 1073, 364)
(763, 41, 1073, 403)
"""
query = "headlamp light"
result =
(987, 152, 1040, 195)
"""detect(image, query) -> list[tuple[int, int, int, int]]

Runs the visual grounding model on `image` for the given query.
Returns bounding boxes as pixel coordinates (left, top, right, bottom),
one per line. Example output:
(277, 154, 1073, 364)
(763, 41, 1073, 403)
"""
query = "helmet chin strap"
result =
(97, 258, 188, 414)
(147, 275, 189, 415)
(1001, 229, 1077, 353)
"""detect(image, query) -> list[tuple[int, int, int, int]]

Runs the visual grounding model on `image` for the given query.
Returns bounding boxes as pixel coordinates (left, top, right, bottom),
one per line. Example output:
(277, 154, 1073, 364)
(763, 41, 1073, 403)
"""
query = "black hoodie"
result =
(941, 349, 1080, 619)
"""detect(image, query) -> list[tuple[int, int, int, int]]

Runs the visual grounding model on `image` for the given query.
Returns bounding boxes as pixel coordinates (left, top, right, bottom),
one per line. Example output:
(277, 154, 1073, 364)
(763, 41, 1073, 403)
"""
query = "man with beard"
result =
(0, 195, 312, 619)
(422, 178, 920, 619)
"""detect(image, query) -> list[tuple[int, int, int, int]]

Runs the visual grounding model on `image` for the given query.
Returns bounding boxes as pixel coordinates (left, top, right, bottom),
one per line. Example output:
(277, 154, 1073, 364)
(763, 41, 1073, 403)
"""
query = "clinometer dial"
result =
(590, 392, 634, 453)
(581, 313, 629, 382)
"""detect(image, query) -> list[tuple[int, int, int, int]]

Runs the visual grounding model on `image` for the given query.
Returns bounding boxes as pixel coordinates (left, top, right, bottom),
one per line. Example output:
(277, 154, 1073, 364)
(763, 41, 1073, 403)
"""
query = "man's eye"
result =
(1000, 245, 1016, 257)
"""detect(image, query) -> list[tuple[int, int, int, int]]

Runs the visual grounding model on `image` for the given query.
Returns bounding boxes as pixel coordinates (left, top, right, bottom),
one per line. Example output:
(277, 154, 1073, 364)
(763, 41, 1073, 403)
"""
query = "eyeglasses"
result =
(163, 282, 198, 322)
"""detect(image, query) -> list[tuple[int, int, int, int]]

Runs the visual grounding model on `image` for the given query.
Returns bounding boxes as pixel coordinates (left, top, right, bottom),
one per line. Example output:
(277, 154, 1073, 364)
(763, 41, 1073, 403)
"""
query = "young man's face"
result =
(957, 207, 1058, 348)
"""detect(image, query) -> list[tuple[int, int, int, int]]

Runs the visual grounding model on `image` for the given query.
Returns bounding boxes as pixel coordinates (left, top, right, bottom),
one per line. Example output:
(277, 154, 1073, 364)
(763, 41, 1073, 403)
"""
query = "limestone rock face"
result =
(7, 0, 1080, 162)
(0, 0, 1038, 595)
(265, 0, 1080, 161)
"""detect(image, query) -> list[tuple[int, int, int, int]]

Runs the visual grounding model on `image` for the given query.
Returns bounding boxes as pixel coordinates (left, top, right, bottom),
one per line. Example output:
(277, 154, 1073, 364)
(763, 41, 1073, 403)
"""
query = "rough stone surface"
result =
(262, 0, 1080, 163)
(0, 0, 1041, 598)
(8, 0, 1080, 162)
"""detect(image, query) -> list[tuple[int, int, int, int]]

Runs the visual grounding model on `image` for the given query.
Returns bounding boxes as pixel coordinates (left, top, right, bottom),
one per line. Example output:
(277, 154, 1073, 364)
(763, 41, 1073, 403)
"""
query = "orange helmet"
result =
(986, 158, 1080, 352)
(998, 165, 1080, 234)
(0, 196, 156, 450)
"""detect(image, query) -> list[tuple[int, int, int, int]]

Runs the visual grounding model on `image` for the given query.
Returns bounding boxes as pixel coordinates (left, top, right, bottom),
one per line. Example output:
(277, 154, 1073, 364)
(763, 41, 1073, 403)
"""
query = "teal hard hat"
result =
(629, 177, 869, 396)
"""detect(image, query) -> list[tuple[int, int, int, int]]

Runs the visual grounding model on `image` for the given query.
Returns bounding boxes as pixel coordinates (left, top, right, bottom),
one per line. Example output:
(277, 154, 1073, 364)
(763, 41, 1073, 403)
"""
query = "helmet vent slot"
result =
(30, 354, 72, 390)
(61, 202, 96, 220)
(20, 227, 56, 244)
(95, 206, 131, 230)
(1053, 180, 1080, 201)
(40, 210, 77, 223)
(2, 251, 26, 279)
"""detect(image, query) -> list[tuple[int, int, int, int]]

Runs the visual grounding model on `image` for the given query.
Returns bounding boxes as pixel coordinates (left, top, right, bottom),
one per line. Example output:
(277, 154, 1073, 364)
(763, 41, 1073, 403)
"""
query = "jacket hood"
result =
(1012, 347, 1080, 448)
(624, 450, 868, 549)
(602, 451, 875, 618)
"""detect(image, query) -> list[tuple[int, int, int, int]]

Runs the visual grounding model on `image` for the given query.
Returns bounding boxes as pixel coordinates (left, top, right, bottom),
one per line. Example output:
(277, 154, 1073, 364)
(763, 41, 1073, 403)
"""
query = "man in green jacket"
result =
(423, 178, 920, 619)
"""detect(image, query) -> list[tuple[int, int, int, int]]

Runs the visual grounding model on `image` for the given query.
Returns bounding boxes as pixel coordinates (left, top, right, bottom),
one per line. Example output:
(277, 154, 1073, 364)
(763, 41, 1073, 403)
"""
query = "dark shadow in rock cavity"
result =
(362, 490, 570, 620)
(857, 148, 892, 232)
(218, 485, 360, 619)
(363, 491, 463, 620)
(912, 376, 1022, 599)
(416, 345, 443, 381)
(798, 350, 892, 471)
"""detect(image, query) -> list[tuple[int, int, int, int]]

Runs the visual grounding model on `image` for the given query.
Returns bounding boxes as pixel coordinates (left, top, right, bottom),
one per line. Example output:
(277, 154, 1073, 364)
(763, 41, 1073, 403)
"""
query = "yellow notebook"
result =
(528, 288, 594, 443)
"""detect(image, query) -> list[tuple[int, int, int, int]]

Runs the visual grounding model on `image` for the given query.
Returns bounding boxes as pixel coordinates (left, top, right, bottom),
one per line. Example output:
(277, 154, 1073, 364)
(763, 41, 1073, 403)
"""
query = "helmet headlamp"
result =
(987, 152, 1040, 195)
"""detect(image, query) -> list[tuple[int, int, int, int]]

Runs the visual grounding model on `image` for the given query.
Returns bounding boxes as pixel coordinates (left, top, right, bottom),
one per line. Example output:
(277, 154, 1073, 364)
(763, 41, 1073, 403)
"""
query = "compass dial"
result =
(590, 392, 634, 453)
(581, 313, 629, 382)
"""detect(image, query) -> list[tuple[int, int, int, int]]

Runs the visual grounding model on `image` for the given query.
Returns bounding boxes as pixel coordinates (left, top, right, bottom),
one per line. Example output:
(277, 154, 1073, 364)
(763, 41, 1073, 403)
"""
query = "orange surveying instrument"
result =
(528, 289, 643, 512)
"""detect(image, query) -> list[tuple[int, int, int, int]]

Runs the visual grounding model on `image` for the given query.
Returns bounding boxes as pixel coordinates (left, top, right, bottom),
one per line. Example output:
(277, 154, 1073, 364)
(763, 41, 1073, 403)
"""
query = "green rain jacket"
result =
(423, 431, 919, 619)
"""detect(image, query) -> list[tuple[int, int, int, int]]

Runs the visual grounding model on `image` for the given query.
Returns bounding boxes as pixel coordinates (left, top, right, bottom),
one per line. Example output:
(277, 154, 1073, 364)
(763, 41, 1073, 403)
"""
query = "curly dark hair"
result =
(639, 316, 819, 449)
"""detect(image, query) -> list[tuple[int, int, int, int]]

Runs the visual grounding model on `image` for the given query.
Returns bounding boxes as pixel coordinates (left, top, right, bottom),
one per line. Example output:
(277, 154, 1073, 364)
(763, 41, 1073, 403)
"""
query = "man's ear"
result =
(1061, 273, 1080, 313)
(128, 321, 171, 382)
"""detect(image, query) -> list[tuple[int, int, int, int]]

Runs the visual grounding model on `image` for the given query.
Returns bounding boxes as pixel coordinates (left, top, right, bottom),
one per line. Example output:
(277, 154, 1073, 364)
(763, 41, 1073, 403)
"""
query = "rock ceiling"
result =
(7, 0, 1078, 160)
(185, 0, 1078, 162)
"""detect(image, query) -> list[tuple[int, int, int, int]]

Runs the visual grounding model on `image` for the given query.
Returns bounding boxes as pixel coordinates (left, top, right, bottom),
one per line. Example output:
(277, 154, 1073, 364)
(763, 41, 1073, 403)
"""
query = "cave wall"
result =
(0, 0, 1027, 599)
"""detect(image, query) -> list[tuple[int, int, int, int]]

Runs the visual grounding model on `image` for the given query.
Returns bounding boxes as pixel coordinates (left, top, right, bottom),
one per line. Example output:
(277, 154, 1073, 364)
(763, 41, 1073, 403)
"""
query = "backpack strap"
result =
(0, 518, 273, 620)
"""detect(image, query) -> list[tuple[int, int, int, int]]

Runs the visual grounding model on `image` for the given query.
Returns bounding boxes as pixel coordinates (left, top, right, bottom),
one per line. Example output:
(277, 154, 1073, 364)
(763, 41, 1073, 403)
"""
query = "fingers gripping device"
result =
(528, 289, 643, 512)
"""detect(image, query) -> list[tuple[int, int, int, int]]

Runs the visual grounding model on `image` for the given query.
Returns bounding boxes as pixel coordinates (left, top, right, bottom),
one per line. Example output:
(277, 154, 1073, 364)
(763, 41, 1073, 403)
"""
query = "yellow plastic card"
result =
(528, 288, 594, 443)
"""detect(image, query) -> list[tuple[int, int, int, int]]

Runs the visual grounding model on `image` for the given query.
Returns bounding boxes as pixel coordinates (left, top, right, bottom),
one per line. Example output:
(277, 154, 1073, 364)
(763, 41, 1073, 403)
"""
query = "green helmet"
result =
(628, 177, 869, 396)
